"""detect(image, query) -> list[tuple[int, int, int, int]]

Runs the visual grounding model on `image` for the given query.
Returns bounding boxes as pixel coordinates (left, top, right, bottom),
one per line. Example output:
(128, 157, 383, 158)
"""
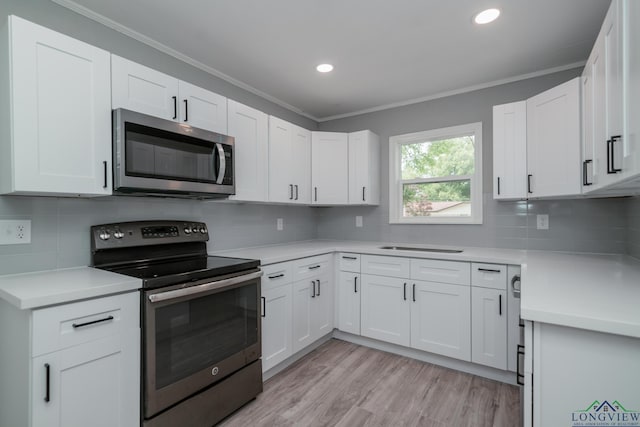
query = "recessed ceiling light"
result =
(316, 63, 334, 73)
(474, 8, 500, 25)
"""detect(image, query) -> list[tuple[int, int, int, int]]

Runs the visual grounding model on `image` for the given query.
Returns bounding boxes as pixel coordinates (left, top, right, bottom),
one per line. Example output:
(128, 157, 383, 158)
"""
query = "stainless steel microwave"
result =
(112, 108, 234, 198)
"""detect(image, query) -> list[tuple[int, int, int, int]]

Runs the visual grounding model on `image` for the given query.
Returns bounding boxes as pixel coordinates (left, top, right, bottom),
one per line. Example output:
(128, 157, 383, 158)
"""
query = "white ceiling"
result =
(54, 0, 610, 121)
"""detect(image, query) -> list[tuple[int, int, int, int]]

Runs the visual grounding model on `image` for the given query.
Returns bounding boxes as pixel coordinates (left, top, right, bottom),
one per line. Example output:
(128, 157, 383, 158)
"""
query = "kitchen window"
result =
(389, 122, 483, 224)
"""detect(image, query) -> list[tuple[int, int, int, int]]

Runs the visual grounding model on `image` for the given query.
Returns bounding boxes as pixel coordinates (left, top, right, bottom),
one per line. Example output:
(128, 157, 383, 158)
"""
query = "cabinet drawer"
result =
(292, 254, 332, 281)
(32, 292, 139, 357)
(361, 255, 410, 278)
(338, 253, 361, 272)
(410, 259, 470, 285)
(262, 261, 293, 292)
(471, 263, 507, 290)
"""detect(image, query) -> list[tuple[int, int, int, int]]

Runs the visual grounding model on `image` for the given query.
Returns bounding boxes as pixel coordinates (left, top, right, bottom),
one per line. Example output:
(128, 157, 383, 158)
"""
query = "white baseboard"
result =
(263, 333, 333, 381)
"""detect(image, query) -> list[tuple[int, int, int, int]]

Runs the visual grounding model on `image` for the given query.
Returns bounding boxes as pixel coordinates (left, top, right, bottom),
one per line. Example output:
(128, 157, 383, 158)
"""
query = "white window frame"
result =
(389, 122, 483, 225)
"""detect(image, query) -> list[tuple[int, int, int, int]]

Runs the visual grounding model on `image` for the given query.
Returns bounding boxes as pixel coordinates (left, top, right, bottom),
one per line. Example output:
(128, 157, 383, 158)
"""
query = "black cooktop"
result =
(102, 255, 260, 289)
(90, 220, 260, 289)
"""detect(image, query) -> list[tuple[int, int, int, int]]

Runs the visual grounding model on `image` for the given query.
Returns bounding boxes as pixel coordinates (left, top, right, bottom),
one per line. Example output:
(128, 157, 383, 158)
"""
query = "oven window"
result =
(154, 283, 258, 389)
(125, 122, 218, 183)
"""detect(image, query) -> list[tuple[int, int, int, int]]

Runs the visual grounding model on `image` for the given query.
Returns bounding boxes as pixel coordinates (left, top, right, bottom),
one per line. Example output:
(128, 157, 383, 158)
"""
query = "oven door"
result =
(143, 269, 262, 419)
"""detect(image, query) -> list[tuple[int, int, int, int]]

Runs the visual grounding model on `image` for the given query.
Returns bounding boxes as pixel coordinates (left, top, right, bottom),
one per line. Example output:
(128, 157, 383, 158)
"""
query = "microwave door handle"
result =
(215, 143, 226, 185)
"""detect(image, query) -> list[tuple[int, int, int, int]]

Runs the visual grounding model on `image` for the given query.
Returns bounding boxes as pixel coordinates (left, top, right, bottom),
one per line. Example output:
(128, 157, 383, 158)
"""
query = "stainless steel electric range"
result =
(90, 220, 263, 427)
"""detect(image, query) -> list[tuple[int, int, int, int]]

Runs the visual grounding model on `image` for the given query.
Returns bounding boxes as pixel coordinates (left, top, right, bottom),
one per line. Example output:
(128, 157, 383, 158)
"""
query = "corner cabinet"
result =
(0, 292, 140, 427)
(268, 116, 311, 204)
(492, 101, 527, 200)
(228, 100, 269, 202)
(348, 131, 380, 205)
(0, 15, 112, 197)
(311, 132, 349, 204)
(111, 55, 227, 134)
(526, 77, 582, 198)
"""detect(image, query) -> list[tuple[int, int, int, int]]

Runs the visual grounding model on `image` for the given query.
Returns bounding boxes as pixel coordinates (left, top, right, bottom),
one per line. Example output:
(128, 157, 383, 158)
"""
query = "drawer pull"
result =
(44, 363, 51, 402)
(308, 265, 321, 270)
(342, 256, 357, 260)
(478, 268, 501, 273)
(72, 315, 114, 329)
(267, 273, 285, 279)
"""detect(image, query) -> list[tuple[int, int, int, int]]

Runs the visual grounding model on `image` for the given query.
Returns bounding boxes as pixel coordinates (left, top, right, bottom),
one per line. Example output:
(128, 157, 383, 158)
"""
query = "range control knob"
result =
(184, 227, 191, 235)
(113, 230, 124, 239)
(199, 227, 207, 234)
(99, 229, 110, 241)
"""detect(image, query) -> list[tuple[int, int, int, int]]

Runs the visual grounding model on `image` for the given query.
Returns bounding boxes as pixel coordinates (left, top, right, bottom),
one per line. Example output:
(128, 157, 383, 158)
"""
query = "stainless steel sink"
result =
(379, 245, 463, 253)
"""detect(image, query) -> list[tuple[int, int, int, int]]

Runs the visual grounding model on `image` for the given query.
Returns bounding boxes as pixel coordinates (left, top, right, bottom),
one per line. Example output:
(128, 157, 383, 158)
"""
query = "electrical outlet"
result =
(0, 220, 32, 244)
(277, 218, 284, 231)
(356, 216, 363, 228)
(536, 214, 549, 230)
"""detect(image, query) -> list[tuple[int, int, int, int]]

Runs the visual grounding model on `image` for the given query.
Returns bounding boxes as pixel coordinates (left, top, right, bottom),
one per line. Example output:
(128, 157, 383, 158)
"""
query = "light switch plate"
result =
(356, 216, 363, 228)
(277, 218, 284, 231)
(536, 214, 549, 230)
(0, 220, 31, 244)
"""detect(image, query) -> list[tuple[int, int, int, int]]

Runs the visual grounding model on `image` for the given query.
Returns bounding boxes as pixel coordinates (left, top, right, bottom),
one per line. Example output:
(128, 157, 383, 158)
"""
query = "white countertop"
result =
(214, 240, 640, 339)
(521, 252, 640, 338)
(0, 267, 142, 310)
(213, 239, 527, 265)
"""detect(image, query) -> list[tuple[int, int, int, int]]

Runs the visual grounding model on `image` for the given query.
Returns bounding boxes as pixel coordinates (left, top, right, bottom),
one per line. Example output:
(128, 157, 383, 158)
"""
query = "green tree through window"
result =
(401, 136, 474, 217)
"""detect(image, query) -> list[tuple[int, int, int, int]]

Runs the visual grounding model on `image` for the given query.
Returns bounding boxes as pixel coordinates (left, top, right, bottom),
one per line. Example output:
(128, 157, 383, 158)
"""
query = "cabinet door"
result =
(338, 272, 361, 335)
(178, 80, 227, 134)
(228, 100, 268, 202)
(471, 287, 507, 369)
(410, 281, 471, 361)
(111, 55, 179, 120)
(32, 332, 139, 427)
(6, 16, 112, 196)
(292, 279, 314, 353)
(526, 77, 581, 198)
(492, 102, 527, 199)
(311, 132, 348, 204)
(360, 274, 410, 347)
(312, 273, 333, 338)
(622, 0, 640, 180)
(261, 284, 292, 372)
(291, 125, 312, 204)
(268, 116, 294, 203)
(348, 131, 380, 205)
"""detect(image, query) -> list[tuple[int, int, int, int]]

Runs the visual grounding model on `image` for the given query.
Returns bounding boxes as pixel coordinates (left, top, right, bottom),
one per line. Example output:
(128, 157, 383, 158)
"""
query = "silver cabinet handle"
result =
(511, 274, 521, 298)
(149, 271, 262, 303)
(215, 143, 226, 185)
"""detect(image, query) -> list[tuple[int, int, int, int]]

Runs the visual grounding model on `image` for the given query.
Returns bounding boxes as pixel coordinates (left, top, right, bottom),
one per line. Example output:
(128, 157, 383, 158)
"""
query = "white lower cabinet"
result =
(338, 272, 361, 335)
(360, 274, 411, 346)
(411, 281, 471, 361)
(0, 292, 140, 427)
(292, 272, 332, 353)
(471, 286, 507, 369)
(261, 284, 293, 372)
(31, 333, 138, 427)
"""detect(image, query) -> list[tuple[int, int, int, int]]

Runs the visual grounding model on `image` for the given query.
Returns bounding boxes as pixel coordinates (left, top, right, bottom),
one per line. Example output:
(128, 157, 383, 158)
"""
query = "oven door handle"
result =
(147, 270, 263, 303)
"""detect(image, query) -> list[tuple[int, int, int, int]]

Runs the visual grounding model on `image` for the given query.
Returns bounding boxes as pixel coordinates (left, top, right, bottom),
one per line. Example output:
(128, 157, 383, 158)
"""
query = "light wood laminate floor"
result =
(220, 339, 521, 427)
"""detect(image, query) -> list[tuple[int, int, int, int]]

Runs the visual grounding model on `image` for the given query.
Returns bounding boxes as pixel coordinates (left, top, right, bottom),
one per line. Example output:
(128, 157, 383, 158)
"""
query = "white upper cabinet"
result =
(0, 16, 112, 197)
(178, 80, 227, 134)
(348, 130, 380, 205)
(526, 77, 581, 198)
(492, 101, 527, 200)
(111, 55, 179, 121)
(228, 100, 268, 202)
(312, 132, 349, 204)
(582, 0, 640, 193)
(268, 116, 310, 204)
(291, 125, 312, 204)
(112, 55, 227, 134)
